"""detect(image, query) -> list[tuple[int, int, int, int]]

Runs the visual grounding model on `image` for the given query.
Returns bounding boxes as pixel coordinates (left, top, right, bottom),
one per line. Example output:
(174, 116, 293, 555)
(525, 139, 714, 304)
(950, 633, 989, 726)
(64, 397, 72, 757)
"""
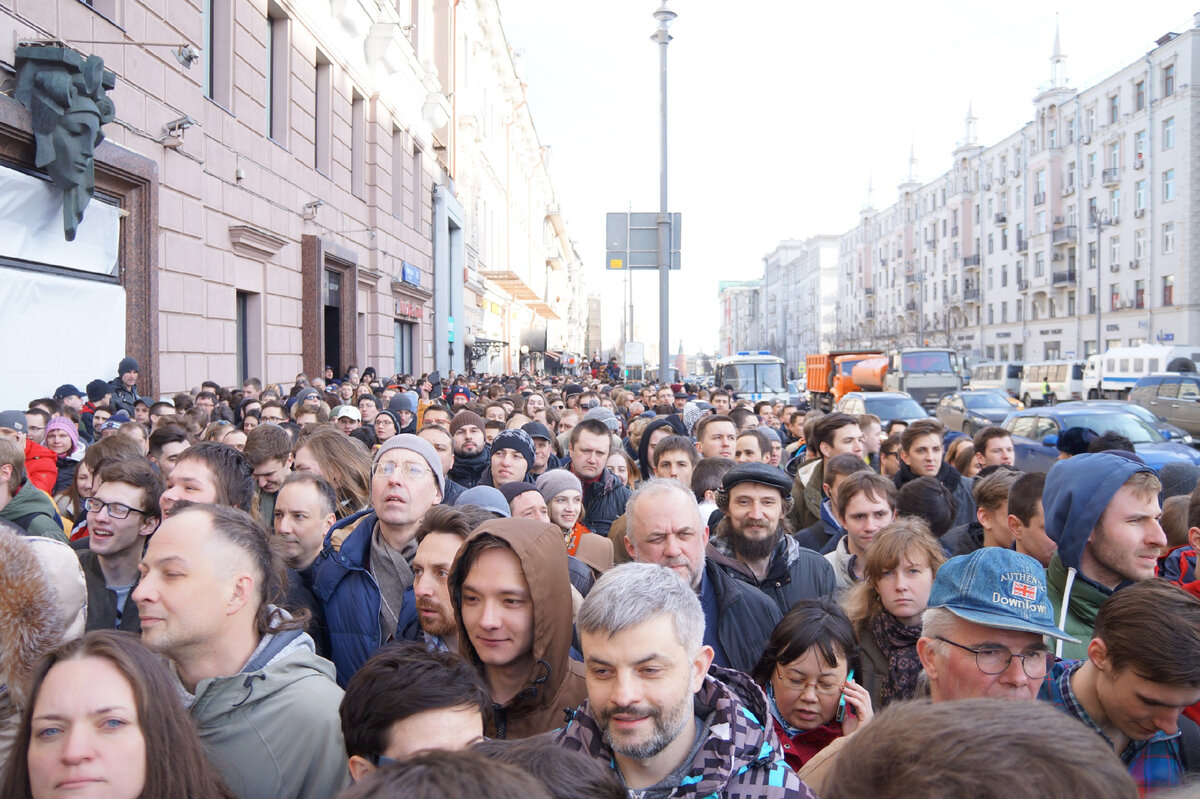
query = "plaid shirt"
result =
(1040, 660, 1183, 796)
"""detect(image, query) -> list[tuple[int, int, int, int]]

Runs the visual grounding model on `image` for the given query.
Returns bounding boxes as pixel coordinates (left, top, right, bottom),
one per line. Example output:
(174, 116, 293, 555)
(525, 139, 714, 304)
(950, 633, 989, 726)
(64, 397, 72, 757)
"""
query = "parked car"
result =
(1000, 405, 1200, 473)
(1128, 373, 1200, 438)
(1057, 399, 1193, 445)
(936, 390, 1018, 435)
(788, 379, 806, 408)
(835, 391, 930, 427)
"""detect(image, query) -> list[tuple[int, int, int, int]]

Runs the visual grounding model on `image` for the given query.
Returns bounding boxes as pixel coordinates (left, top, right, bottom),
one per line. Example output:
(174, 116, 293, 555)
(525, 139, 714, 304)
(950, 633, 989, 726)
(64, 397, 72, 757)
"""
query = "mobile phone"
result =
(836, 668, 855, 723)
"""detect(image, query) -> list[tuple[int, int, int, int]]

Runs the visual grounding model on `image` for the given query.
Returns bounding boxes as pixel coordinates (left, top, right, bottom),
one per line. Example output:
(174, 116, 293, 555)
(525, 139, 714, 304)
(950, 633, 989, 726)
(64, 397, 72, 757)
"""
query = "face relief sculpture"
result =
(15, 45, 117, 241)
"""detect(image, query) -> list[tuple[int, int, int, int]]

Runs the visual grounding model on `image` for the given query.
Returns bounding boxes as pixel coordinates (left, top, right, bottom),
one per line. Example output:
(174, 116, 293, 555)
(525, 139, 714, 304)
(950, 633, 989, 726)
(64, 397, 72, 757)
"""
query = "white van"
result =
(968, 362, 1024, 398)
(1019, 360, 1086, 406)
(1083, 345, 1200, 399)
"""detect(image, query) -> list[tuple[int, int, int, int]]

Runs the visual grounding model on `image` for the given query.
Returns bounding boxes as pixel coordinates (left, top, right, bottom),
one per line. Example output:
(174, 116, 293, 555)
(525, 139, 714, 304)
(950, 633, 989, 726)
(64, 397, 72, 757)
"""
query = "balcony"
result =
(994, 213, 1008, 225)
(962, 254, 981, 268)
(863, 286, 876, 296)
(951, 226, 959, 237)
(1052, 270, 1077, 286)
(905, 272, 919, 285)
(1051, 225, 1078, 244)
(1034, 191, 1046, 206)
(1017, 235, 1028, 253)
(963, 288, 980, 302)
(1101, 167, 1120, 186)
(905, 300, 918, 311)
(864, 310, 876, 320)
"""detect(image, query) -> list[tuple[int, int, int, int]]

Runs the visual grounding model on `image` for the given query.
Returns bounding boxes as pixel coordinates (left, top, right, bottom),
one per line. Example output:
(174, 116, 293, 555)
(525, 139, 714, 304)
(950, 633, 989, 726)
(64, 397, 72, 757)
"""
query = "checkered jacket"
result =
(556, 666, 817, 798)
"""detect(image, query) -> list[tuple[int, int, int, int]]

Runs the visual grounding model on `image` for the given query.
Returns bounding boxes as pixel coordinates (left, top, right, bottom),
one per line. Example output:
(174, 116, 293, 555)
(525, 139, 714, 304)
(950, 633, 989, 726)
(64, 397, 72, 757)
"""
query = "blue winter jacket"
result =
(312, 508, 418, 687)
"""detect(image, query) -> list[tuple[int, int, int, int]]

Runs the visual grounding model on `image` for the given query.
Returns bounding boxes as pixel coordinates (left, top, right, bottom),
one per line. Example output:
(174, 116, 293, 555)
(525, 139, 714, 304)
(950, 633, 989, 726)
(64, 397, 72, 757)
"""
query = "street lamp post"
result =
(652, 1, 675, 381)
(1089, 207, 1115, 355)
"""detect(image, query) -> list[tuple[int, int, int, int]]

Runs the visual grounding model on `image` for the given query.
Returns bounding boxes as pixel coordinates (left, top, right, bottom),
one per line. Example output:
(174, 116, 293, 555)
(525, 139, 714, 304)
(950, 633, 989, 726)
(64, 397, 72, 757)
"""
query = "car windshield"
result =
(720, 363, 785, 394)
(865, 396, 927, 420)
(964, 392, 1012, 410)
(1119, 404, 1160, 425)
(1059, 412, 1163, 445)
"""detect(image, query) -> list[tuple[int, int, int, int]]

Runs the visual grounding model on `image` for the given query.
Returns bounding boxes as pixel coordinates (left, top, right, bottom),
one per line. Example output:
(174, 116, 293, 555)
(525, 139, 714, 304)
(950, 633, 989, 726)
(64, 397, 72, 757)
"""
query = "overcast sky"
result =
(498, 1, 1196, 362)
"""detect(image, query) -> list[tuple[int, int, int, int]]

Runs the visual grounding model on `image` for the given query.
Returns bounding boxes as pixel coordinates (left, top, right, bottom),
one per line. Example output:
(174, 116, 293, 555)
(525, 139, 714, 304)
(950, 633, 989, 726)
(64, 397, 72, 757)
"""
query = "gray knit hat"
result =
(374, 433, 445, 495)
(583, 406, 620, 433)
(537, 469, 583, 502)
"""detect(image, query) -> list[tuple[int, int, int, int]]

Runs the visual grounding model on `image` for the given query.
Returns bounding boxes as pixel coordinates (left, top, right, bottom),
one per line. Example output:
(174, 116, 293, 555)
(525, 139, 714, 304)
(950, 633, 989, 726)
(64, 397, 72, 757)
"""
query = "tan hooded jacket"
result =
(450, 518, 587, 739)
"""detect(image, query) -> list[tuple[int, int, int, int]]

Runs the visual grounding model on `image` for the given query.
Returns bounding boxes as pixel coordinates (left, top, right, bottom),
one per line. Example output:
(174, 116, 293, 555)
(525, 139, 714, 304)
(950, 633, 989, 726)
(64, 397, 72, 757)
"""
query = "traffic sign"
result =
(606, 212, 681, 269)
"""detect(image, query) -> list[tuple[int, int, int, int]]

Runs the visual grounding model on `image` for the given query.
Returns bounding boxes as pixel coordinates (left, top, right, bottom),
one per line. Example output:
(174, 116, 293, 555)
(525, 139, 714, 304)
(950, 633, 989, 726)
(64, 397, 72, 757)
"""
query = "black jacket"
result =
(77, 548, 142, 633)
(894, 460, 976, 529)
(107, 379, 140, 416)
(576, 466, 631, 538)
(709, 527, 838, 616)
(942, 520, 985, 557)
(448, 448, 489, 489)
(703, 556, 782, 674)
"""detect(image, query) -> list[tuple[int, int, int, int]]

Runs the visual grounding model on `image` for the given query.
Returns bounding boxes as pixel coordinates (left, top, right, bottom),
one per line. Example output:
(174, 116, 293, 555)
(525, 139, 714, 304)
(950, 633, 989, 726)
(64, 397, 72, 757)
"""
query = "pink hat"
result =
(45, 417, 80, 451)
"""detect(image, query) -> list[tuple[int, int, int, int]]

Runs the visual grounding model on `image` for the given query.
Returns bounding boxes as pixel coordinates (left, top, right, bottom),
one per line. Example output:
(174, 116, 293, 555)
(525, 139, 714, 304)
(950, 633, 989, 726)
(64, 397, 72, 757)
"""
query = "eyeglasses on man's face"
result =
(84, 497, 150, 519)
(934, 636, 1049, 678)
(373, 461, 434, 481)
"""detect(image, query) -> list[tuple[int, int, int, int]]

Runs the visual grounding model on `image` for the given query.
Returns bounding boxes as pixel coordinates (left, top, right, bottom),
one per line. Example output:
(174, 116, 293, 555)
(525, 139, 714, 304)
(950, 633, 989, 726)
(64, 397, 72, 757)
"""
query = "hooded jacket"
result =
(893, 459, 976, 529)
(788, 458, 823, 531)
(709, 524, 838, 616)
(556, 665, 817, 799)
(637, 417, 678, 478)
(187, 621, 348, 799)
(311, 508, 419, 686)
(0, 480, 67, 543)
(1042, 452, 1157, 659)
(449, 518, 588, 740)
(23, 438, 58, 496)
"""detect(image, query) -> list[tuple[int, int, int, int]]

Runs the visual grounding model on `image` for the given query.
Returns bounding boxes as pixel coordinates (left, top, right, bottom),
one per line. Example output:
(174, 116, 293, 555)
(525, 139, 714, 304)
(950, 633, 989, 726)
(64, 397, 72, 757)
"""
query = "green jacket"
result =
(1045, 554, 1109, 661)
(0, 481, 66, 543)
(188, 621, 348, 799)
(788, 458, 823, 531)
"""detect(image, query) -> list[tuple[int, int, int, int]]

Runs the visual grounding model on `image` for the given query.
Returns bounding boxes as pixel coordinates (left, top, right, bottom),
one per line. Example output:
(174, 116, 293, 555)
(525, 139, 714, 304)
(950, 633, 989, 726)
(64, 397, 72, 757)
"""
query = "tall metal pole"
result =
(653, 2, 675, 381)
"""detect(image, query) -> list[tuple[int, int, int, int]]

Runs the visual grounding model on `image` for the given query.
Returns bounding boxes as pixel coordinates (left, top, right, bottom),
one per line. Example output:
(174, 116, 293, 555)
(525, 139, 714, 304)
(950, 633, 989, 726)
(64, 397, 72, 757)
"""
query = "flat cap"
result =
(720, 462, 791, 496)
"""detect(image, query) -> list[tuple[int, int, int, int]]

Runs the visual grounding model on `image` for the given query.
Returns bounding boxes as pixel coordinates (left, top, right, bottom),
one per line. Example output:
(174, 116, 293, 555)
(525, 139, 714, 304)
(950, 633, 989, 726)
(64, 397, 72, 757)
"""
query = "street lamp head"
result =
(653, 1, 677, 28)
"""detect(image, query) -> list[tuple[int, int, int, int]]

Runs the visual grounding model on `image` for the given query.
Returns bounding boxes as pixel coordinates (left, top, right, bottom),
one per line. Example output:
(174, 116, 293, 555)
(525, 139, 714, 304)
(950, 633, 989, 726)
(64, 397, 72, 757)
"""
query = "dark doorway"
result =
(324, 268, 342, 377)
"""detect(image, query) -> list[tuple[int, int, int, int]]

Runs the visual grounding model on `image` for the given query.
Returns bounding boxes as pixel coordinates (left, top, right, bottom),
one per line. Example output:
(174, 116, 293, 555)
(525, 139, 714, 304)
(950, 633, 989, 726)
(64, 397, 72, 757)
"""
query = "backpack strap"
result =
(1178, 714, 1200, 774)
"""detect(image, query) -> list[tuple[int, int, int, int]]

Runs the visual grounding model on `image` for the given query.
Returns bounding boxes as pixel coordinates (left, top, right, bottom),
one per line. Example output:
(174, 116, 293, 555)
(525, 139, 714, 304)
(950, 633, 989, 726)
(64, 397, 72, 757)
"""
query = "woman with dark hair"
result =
(895, 476, 957, 541)
(750, 598, 874, 770)
(843, 519, 945, 708)
(1, 630, 232, 799)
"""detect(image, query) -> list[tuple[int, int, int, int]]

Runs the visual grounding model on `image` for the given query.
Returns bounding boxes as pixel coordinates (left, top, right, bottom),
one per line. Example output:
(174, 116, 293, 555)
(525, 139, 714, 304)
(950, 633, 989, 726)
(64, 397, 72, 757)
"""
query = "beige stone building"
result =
(0, 0, 583, 405)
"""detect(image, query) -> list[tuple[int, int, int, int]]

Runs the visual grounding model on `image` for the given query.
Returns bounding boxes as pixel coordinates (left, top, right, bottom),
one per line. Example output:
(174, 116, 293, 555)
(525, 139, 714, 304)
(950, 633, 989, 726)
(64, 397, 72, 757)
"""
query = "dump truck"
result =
(851, 347, 963, 410)
(805, 351, 883, 412)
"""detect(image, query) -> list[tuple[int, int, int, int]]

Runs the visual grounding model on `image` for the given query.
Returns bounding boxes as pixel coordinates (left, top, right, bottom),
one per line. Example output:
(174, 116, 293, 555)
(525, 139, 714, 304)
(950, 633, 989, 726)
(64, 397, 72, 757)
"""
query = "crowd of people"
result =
(0, 356, 1198, 797)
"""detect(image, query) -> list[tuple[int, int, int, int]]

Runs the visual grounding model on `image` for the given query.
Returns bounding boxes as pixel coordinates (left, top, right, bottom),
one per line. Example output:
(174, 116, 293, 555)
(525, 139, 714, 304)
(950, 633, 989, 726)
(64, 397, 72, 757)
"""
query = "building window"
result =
(1035, 252, 1045, 277)
(1013, 344, 1024, 361)
(1088, 241, 1096, 270)
(1087, 108, 1096, 135)
(1163, 117, 1175, 149)
(1067, 291, 1076, 316)
(1163, 222, 1176, 253)
(1135, 229, 1147, 260)
(1001, 302, 1008, 323)
(1135, 180, 1146, 210)
(1163, 275, 1175, 306)
(203, 0, 233, 106)
(1110, 236, 1120, 266)
(351, 90, 366, 199)
(266, 5, 289, 143)
(1135, 279, 1146, 309)
(394, 320, 415, 375)
(410, 144, 423, 234)
(988, 233, 994, 254)
(1110, 283, 1119, 311)
(1086, 152, 1096, 181)
(1067, 117, 1076, 143)
(1111, 189, 1120, 219)
(1016, 299, 1023, 321)
(314, 52, 332, 175)
(988, 305, 994, 325)
(1135, 80, 1146, 110)
(1164, 64, 1175, 96)
(1135, 130, 1146, 159)
(1001, 265, 1008, 287)
(1163, 169, 1175, 201)
(1109, 94, 1119, 124)
(391, 127, 406, 219)
(1087, 287, 1096, 314)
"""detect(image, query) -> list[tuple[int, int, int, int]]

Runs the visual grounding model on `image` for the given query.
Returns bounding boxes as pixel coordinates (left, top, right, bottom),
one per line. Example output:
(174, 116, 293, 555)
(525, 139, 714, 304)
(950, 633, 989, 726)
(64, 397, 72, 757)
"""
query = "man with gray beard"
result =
(707, 463, 837, 615)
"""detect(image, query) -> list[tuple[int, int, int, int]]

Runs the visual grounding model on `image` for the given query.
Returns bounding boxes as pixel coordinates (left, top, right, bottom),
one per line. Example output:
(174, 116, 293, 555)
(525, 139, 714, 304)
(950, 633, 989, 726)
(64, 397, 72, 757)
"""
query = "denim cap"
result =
(927, 547, 1079, 643)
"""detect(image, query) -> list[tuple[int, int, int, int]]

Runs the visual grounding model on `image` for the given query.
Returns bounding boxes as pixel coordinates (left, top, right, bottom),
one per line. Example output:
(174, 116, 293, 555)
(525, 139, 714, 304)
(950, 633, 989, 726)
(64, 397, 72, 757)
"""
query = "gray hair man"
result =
(556, 563, 816, 798)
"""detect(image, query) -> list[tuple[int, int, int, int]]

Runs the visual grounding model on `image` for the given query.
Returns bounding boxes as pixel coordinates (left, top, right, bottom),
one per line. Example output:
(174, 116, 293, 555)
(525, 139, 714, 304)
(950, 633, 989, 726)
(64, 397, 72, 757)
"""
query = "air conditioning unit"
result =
(982, 182, 992, 191)
(1110, 264, 1121, 272)
(1134, 208, 1145, 218)
(1133, 158, 1145, 170)
(1082, 135, 1092, 145)
(1130, 259, 1141, 270)
(997, 176, 1006, 186)
(1052, 252, 1064, 261)
(1053, 216, 1065, 225)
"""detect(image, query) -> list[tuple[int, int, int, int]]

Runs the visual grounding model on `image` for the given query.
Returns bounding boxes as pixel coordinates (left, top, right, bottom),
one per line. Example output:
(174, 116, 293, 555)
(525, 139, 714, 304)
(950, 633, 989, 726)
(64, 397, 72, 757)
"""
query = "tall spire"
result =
(865, 175, 874, 210)
(906, 142, 917, 183)
(1050, 16, 1067, 88)
(964, 102, 977, 146)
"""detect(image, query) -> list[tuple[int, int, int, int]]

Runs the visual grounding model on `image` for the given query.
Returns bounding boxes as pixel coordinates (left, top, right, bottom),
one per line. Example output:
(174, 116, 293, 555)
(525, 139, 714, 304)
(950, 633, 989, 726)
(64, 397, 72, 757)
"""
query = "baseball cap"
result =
(0, 410, 27, 433)
(53, 384, 83, 401)
(927, 548, 1078, 642)
(455, 485, 511, 518)
(521, 422, 552, 442)
(333, 405, 361, 421)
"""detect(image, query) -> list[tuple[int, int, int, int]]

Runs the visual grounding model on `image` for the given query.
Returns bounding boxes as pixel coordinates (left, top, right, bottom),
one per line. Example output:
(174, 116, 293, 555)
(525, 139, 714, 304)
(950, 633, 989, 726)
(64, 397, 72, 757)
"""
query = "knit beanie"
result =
(86, 379, 109, 403)
(373, 433, 445, 495)
(117, 356, 139, 375)
(490, 428, 535, 469)
(537, 469, 583, 502)
(45, 417, 80, 450)
(449, 411, 487, 438)
(583, 406, 620, 433)
(498, 482, 541, 506)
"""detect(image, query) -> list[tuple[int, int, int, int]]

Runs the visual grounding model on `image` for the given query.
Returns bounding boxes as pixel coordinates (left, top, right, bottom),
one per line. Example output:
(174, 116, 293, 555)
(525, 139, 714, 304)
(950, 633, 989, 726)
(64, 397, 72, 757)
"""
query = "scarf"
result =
(369, 524, 414, 643)
(871, 610, 924, 707)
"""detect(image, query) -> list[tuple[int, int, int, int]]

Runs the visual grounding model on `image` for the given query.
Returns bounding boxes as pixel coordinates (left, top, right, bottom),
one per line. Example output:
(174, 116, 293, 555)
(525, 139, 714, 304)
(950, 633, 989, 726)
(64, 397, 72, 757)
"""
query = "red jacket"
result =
(772, 716, 843, 771)
(24, 439, 58, 495)
(1158, 544, 1200, 724)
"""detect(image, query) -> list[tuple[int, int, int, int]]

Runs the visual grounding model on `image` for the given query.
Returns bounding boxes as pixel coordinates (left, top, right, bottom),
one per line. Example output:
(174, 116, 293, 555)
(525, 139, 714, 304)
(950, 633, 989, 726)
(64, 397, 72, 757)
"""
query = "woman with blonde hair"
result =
(843, 518, 946, 708)
(290, 427, 372, 519)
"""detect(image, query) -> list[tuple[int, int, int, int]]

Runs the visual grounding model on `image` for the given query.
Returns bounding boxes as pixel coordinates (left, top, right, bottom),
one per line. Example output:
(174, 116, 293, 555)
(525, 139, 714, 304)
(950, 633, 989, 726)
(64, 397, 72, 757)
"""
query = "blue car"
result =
(1001, 405, 1200, 473)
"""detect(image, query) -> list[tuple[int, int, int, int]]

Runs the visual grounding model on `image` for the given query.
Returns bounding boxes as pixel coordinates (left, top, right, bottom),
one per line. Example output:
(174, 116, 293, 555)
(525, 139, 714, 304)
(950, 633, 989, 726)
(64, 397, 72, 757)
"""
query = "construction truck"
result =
(805, 351, 883, 412)
(851, 347, 963, 410)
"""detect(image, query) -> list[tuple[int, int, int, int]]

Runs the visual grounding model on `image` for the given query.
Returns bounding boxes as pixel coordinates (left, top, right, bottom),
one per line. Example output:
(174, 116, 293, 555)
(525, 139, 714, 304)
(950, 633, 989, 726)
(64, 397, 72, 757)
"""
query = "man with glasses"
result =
(77, 458, 163, 631)
(799, 546, 1076, 793)
(313, 434, 443, 685)
(259, 400, 288, 424)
